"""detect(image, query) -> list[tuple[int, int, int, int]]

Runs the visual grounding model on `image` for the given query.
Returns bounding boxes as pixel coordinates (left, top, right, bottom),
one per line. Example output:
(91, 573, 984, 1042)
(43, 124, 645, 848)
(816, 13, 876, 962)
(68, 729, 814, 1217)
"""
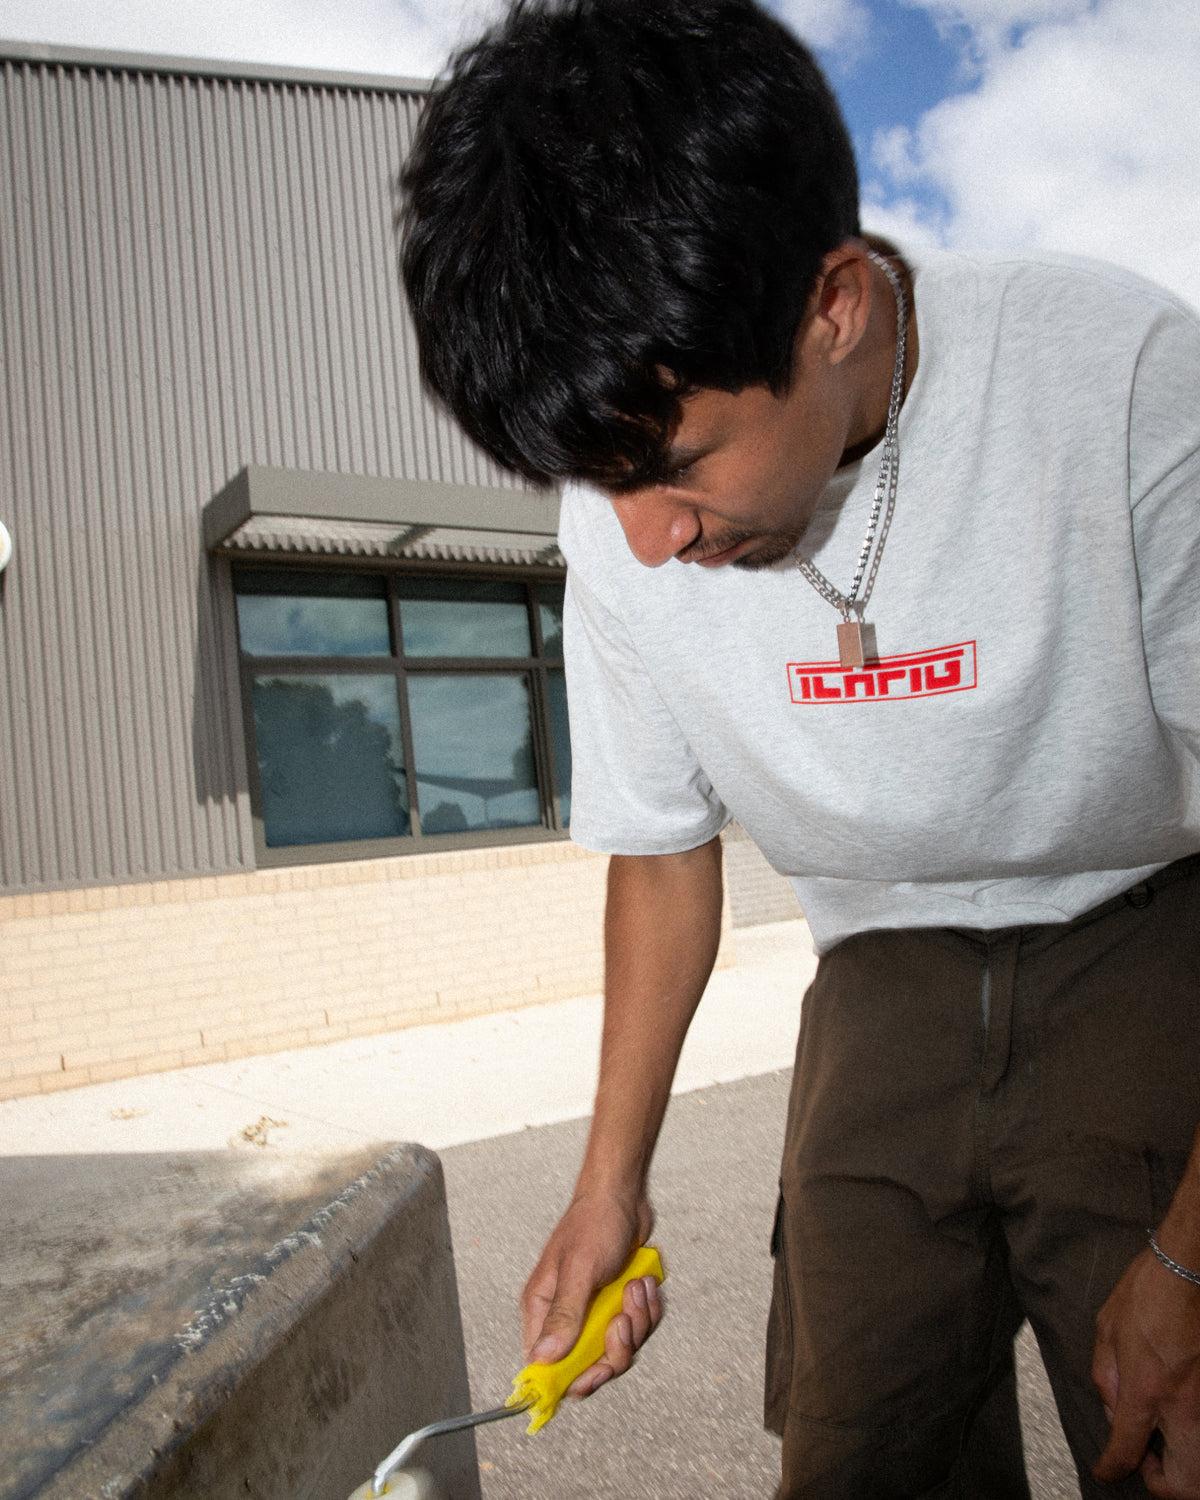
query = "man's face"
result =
(605, 355, 853, 572)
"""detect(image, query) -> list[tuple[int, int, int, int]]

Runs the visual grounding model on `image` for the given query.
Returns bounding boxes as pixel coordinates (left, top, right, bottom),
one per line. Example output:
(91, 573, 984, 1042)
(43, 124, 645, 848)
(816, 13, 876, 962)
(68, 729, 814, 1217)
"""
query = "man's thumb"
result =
(528, 1299, 585, 1364)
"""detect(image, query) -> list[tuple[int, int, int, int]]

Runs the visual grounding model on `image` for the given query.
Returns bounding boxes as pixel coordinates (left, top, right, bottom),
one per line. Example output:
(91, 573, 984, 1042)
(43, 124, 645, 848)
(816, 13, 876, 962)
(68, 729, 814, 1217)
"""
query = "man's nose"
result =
(609, 491, 701, 568)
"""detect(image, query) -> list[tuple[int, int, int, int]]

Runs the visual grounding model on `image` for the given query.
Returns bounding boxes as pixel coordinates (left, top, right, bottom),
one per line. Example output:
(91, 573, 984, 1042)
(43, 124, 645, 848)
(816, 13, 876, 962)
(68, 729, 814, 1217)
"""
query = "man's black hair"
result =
(399, 0, 860, 488)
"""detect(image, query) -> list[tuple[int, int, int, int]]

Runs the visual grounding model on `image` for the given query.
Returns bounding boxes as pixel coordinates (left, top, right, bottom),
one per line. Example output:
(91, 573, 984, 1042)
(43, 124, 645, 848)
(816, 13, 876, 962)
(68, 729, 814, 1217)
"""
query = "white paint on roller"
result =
(346, 1467, 440, 1500)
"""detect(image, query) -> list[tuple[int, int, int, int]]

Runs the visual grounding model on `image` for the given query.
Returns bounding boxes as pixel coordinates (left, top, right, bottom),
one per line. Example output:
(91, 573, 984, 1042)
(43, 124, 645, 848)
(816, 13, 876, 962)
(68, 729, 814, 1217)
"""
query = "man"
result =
(399, 1, 1200, 1494)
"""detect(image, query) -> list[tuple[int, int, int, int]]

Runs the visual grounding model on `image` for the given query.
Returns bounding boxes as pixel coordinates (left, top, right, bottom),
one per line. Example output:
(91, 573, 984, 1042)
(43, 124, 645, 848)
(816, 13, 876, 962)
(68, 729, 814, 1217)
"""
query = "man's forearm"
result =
(574, 836, 725, 1204)
(520, 836, 725, 1370)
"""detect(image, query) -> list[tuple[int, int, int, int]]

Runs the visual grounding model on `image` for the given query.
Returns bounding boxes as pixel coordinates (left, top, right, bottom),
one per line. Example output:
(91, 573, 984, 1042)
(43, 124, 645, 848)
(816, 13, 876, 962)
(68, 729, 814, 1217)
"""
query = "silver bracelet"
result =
(1148, 1231, 1200, 1288)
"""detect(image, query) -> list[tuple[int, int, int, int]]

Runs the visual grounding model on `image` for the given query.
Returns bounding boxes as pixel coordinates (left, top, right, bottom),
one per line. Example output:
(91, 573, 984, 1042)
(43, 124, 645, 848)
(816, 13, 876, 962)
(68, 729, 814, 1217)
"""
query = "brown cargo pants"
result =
(766, 855, 1200, 1499)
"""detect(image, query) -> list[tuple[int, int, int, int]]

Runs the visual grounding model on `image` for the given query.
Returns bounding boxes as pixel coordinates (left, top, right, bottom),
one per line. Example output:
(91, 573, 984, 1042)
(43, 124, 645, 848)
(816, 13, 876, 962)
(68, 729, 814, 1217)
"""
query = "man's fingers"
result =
(1091, 1298, 1139, 1482)
(1147, 1424, 1200, 1500)
(564, 1306, 640, 1399)
(624, 1275, 655, 1345)
(627, 1274, 665, 1335)
(1094, 1402, 1158, 1484)
(565, 1360, 615, 1400)
(1091, 1331, 1119, 1413)
(1139, 1448, 1170, 1500)
(555, 1275, 667, 1400)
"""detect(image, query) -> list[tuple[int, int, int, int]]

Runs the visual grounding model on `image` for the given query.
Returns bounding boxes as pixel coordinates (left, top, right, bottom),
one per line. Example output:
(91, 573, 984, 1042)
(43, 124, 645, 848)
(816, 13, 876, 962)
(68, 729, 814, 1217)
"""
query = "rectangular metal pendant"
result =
(838, 620, 865, 670)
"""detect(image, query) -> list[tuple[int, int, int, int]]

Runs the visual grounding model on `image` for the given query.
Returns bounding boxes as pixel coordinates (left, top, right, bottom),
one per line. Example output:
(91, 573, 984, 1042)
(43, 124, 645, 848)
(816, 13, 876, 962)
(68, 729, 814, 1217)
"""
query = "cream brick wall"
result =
(0, 840, 734, 1102)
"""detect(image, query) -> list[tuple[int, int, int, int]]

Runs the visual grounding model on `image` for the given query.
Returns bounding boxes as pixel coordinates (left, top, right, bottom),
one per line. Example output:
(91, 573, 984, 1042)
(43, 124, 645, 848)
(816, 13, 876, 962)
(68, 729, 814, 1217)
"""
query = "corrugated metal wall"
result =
(0, 49, 529, 891)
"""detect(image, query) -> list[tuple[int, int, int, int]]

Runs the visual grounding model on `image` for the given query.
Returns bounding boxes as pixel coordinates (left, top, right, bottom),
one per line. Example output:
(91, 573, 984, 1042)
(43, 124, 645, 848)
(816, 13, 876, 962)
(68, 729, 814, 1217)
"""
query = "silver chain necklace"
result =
(795, 249, 907, 669)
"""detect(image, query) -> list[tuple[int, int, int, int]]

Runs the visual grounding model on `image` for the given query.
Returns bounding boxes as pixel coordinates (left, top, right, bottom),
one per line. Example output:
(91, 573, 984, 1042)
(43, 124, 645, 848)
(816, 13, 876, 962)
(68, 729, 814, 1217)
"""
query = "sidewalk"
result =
(0, 921, 816, 1158)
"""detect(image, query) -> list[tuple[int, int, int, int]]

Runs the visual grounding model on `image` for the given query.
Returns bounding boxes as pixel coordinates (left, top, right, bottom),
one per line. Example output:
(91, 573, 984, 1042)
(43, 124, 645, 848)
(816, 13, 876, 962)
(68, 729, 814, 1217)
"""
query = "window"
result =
(233, 567, 571, 858)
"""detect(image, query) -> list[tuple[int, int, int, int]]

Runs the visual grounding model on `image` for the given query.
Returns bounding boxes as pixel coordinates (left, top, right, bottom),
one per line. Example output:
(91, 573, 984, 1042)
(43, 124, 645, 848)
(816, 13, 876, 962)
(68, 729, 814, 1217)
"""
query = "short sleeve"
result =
(559, 490, 730, 855)
(1130, 304, 1200, 761)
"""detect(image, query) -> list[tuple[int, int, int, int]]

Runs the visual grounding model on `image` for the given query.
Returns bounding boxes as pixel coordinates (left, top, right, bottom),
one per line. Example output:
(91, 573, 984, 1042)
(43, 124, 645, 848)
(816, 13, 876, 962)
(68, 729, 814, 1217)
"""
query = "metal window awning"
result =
(203, 466, 564, 567)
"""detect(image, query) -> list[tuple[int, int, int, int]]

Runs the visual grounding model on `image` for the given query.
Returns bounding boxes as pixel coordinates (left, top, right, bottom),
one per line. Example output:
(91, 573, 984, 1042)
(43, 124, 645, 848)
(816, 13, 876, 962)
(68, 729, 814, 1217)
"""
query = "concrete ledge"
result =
(1, 1144, 480, 1500)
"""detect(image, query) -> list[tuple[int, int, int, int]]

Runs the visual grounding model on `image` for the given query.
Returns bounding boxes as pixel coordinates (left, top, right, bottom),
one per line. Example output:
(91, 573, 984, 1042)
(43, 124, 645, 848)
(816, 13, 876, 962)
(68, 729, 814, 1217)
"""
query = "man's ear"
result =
(805, 241, 873, 368)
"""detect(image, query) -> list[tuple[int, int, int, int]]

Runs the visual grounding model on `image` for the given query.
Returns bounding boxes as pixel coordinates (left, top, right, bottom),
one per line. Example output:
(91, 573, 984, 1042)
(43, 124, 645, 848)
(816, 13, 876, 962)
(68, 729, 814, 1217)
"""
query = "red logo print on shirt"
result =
(787, 642, 978, 705)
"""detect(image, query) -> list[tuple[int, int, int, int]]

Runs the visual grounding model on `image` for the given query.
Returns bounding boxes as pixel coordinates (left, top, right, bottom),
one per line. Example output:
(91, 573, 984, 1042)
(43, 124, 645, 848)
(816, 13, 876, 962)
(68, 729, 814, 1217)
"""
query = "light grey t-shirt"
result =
(559, 250, 1200, 951)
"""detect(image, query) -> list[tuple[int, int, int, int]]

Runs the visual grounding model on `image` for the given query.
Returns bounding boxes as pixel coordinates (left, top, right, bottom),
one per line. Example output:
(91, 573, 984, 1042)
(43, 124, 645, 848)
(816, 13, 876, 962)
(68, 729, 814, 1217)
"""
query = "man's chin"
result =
(730, 534, 801, 571)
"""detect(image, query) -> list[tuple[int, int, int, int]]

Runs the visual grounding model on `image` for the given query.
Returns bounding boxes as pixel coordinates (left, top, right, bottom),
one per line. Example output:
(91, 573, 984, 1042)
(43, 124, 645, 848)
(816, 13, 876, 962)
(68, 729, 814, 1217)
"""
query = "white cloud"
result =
(909, 0, 1095, 58)
(923, 0, 1093, 19)
(860, 194, 946, 250)
(0, 0, 503, 79)
(870, 0, 1200, 310)
(773, 0, 873, 55)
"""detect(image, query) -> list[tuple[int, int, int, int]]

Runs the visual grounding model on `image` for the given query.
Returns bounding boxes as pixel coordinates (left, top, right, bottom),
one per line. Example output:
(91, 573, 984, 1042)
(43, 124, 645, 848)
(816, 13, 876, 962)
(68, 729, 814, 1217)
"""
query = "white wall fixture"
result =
(0, 521, 11, 572)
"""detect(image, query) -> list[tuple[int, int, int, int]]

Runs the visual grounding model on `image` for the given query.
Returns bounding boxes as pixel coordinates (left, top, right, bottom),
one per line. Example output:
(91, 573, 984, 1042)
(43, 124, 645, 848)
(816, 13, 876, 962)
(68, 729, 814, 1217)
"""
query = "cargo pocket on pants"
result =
(765, 1187, 794, 1436)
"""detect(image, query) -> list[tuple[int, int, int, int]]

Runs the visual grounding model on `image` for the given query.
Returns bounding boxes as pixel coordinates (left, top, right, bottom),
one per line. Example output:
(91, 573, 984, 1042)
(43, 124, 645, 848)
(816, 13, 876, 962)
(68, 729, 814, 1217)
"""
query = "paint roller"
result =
(347, 1245, 665, 1499)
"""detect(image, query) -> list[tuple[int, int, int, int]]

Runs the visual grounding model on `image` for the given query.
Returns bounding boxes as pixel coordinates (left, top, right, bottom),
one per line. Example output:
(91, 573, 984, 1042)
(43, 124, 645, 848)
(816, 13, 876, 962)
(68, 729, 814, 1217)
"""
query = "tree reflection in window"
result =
(252, 676, 409, 846)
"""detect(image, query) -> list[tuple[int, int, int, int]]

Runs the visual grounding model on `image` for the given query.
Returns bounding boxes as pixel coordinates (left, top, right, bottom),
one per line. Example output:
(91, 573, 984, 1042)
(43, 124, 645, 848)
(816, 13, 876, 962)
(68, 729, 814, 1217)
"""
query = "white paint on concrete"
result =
(0, 921, 815, 1157)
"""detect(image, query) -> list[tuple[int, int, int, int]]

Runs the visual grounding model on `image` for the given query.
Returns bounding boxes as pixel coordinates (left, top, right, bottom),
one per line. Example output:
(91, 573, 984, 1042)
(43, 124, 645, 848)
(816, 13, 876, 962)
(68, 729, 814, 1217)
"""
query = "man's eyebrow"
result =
(661, 442, 710, 474)
(599, 440, 712, 495)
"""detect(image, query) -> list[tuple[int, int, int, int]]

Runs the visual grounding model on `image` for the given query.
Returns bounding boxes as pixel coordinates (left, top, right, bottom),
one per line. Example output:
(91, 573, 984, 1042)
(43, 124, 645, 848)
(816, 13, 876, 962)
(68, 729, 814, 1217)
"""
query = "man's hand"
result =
(521, 1190, 662, 1398)
(1092, 1244, 1200, 1497)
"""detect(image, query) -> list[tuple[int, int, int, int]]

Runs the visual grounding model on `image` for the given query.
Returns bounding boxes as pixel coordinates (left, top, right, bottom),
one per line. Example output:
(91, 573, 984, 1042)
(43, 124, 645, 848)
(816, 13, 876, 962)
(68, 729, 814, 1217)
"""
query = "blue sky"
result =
(2, 0, 1198, 307)
(810, 0, 966, 228)
(817, 2, 964, 166)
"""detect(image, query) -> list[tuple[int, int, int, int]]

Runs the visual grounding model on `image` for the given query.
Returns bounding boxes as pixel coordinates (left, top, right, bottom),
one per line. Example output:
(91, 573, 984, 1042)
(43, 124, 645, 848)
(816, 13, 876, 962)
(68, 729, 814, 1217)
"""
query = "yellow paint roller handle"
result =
(507, 1244, 665, 1433)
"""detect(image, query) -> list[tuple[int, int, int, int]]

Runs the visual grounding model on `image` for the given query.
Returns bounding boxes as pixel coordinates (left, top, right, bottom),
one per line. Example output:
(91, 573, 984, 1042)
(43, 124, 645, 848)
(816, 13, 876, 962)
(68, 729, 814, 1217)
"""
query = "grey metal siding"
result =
(0, 49, 533, 891)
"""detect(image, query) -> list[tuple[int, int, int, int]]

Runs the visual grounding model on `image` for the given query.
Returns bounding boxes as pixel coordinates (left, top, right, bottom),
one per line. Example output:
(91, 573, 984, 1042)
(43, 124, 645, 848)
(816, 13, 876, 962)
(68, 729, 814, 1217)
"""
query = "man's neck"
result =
(840, 242, 918, 468)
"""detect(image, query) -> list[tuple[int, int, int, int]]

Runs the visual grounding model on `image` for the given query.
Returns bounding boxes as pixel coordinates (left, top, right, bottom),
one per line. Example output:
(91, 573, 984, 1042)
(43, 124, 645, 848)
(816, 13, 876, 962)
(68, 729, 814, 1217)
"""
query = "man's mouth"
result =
(684, 530, 802, 570)
(681, 530, 760, 567)
(694, 540, 755, 567)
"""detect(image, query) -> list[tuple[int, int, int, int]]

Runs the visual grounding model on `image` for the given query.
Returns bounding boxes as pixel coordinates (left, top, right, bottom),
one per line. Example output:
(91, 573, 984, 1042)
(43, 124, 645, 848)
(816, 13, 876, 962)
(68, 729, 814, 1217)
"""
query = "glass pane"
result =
(251, 674, 409, 846)
(547, 668, 571, 825)
(537, 582, 565, 658)
(399, 578, 531, 659)
(235, 570, 390, 657)
(409, 674, 540, 832)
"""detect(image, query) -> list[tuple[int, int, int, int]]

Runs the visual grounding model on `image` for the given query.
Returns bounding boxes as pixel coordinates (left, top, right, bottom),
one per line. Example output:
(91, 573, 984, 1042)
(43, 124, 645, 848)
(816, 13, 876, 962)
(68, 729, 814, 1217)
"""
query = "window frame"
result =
(231, 556, 571, 867)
